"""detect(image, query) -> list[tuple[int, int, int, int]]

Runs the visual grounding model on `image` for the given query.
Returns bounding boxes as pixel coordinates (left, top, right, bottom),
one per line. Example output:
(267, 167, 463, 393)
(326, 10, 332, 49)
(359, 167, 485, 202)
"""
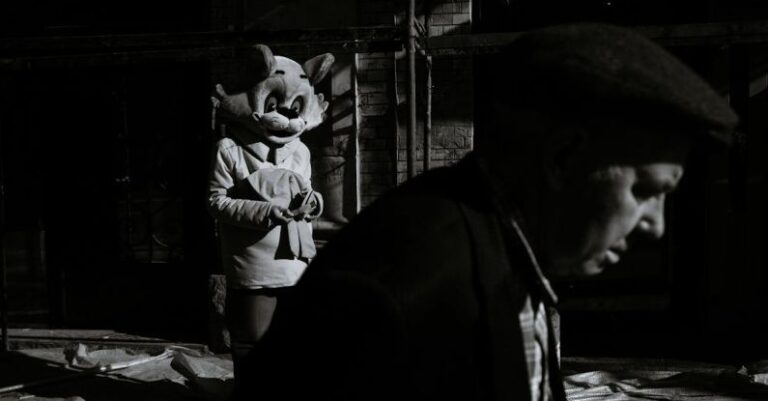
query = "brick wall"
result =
(357, 0, 474, 207)
(357, 49, 397, 207)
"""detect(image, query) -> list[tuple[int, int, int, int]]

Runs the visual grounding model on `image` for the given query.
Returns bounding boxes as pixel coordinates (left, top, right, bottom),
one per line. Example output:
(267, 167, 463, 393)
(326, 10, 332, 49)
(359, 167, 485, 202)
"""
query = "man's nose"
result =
(637, 195, 665, 239)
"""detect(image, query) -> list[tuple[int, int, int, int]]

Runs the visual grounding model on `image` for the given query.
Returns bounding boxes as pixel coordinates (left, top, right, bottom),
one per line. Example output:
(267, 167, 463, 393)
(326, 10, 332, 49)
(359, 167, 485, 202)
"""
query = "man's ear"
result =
(543, 125, 588, 191)
(303, 53, 335, 85)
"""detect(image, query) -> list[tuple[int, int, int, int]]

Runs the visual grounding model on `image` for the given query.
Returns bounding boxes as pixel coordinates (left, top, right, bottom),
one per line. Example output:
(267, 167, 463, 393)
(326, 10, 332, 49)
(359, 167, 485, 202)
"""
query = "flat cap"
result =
(498, 23, 739, 142)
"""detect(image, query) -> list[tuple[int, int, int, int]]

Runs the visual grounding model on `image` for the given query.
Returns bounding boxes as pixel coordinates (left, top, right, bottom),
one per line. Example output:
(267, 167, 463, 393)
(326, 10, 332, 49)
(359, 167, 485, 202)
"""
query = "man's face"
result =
(542, 125, 690, 278)
(545, 162, 684, 277)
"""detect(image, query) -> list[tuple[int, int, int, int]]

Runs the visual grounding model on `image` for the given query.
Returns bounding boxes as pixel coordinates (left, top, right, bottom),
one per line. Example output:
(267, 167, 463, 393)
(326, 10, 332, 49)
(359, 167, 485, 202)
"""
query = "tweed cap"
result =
(497, 23, 739, 142)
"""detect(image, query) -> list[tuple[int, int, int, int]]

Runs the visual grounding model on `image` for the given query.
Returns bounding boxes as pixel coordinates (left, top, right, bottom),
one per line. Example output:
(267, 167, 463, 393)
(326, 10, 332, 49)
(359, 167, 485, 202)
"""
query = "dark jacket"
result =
(247, 155, 567, 401)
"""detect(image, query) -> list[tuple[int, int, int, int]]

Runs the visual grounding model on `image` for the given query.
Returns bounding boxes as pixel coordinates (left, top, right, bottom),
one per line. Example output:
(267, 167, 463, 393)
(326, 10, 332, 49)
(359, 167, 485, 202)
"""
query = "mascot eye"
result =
(265, 95, 279, 112)
(290, 98, 304, 114)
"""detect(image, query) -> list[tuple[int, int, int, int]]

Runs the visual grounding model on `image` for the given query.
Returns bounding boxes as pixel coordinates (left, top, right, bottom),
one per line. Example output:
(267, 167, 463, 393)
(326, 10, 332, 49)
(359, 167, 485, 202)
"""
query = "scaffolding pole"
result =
(406, 0, 417, 178)
(0, 97, 7, 353)
(352, 53, 362, 212)
(423, 0, 433, 172)
(391, 50, 402, 186)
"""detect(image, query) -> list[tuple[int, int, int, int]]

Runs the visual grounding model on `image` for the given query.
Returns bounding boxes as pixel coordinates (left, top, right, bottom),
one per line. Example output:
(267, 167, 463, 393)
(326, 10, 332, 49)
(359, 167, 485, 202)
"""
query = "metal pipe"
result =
(423, 0, 433, 172)
(352, 53, 362, 212)
(728, 46, 748, 216)
(423, 56, 432, 172)
(406, 0, 417, 178)
(0, 98, 7, 353)
(391, 49, 401, 185)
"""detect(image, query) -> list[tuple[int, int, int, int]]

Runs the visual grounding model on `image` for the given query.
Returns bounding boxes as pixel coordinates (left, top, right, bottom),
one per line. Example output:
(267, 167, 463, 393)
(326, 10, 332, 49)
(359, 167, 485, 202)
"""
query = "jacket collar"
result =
(469, 154, 559, 305)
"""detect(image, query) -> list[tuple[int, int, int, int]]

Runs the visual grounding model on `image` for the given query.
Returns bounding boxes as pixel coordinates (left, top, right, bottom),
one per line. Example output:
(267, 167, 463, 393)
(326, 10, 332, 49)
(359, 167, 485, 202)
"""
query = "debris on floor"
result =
(563, 357, 768, 401)
(0, 330, 233, 401)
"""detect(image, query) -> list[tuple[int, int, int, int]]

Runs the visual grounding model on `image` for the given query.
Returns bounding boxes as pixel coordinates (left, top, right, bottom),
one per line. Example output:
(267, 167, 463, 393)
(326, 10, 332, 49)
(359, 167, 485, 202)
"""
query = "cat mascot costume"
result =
(207, 44, 333, 392)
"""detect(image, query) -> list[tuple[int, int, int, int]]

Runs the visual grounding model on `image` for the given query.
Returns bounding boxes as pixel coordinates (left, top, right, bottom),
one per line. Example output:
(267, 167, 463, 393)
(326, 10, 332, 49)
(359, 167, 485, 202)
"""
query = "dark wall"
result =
(0, 0, 210, 36)
(1, 64, 216, 341)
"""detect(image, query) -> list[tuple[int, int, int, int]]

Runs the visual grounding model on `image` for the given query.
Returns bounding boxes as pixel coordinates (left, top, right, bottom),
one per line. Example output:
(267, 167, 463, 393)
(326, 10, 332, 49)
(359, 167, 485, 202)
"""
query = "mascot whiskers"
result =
(207, 44, 333, 393)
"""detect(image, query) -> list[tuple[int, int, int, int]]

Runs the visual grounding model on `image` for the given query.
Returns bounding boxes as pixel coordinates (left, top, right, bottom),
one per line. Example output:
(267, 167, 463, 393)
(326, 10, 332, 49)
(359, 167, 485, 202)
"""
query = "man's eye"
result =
(265, 96, 279, 112)
(633, 187, 657, 201)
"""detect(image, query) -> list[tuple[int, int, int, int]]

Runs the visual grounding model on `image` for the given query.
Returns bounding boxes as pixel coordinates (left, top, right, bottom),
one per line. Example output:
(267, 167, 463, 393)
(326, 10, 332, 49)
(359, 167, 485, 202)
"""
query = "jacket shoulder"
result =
(309, 172, 476, 280)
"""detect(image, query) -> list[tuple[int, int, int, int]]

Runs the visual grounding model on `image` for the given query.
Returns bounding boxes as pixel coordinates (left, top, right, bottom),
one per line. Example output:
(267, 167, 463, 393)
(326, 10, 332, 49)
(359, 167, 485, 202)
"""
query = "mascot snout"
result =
(253, 110, 307, 134)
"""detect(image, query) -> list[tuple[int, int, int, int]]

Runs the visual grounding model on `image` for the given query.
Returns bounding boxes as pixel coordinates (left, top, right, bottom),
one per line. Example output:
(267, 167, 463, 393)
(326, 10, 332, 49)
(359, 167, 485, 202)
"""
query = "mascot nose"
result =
(277, 107, 299, 119)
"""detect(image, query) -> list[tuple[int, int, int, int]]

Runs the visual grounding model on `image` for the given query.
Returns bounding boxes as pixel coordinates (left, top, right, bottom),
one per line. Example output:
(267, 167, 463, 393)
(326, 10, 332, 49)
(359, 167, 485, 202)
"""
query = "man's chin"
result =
(580, 260, 607, 276)
(547, 258, 606, 279)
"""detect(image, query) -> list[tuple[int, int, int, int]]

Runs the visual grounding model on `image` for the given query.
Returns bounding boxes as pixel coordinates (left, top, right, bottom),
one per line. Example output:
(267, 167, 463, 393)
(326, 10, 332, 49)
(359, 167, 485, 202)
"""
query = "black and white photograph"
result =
(1, 1, 768, 400)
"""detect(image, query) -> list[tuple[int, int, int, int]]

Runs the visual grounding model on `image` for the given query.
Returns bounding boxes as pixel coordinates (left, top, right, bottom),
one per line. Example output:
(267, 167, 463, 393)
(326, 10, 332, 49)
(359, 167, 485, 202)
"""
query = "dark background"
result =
(1, 0, 767, 362)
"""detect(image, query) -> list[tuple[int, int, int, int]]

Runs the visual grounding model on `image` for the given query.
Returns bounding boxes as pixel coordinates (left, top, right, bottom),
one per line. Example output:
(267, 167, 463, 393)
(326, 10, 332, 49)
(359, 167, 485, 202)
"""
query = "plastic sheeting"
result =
(563, 358, 768, 401)
(0, 345, 233, 401)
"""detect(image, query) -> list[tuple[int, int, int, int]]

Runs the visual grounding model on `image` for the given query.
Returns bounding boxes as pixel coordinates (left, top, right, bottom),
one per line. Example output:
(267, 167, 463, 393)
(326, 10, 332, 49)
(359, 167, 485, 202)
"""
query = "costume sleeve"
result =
(293, 141, 323, 217)
(207, 139, 276, 230)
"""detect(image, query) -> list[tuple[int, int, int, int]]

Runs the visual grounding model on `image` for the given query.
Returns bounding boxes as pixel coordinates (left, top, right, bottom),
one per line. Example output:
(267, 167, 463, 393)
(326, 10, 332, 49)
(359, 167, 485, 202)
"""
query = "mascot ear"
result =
(249, 44, 276, 81)
(303, 53, 335, 85)
(216, 44, 276, 93)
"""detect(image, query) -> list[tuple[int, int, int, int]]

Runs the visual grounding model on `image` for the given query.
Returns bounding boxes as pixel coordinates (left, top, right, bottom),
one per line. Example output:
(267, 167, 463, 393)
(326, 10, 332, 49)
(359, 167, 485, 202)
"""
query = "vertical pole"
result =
(423, 58, 432, 172)
(391, 49, 401, 186)
(728, 47, 748, 216)
(352, 53, 362, 212)
(726, 45, 751, 357)
(728, 45, 748, 290)
(423, 0, 433, 172)
(406, 0, 417, 178)
(0, 85, 8, 353)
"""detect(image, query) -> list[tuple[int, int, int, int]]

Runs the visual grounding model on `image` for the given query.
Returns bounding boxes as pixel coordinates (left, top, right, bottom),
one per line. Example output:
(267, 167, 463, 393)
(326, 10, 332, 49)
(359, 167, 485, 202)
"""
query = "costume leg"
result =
(225, 288, 282, 400)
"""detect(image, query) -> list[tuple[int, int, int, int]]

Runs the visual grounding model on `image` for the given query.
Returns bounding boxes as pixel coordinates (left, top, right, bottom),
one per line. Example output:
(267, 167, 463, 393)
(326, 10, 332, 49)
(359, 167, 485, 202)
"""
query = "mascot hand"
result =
(213, 84, 228, 101)
(269, 204, 294, 225)
(290, 191, 321, 221)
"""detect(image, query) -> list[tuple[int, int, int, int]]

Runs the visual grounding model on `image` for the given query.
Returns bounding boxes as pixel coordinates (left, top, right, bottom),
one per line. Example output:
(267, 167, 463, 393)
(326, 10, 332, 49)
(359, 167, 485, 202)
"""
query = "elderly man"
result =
(242, 24, 738, 401)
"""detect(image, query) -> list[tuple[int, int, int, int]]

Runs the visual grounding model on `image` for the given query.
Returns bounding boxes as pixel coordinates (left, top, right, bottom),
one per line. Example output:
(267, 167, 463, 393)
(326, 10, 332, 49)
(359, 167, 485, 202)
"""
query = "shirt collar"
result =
(232, 128, 299, 165)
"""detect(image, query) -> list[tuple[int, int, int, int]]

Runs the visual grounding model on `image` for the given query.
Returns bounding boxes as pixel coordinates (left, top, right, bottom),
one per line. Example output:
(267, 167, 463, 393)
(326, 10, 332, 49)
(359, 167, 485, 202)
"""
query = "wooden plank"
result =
(5, 21, 768, 67)
(3, 21, 768, 67)
(9, 328, 159, 340)
(427, 31, 523, 56)
(0, 27, 403, 70)
(7, 328, 208, 353)
(636, 21, 768, 47)
(427, 21, 768, 56)
(0, 27, 401, 56)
